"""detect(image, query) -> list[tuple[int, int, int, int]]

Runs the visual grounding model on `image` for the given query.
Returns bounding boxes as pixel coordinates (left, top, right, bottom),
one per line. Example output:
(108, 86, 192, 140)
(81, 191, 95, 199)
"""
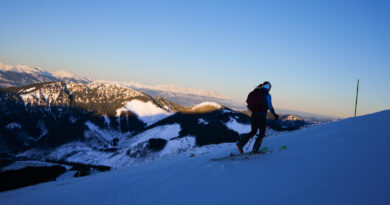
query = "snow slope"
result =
(52, 70, 92, 84)
(116, 100, 173, 126)
(1, 110, 389, 205)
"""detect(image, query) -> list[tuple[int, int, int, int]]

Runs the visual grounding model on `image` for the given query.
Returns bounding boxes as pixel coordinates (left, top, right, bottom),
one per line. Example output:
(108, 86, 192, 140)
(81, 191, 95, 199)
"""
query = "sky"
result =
(0, 0, 389, 118)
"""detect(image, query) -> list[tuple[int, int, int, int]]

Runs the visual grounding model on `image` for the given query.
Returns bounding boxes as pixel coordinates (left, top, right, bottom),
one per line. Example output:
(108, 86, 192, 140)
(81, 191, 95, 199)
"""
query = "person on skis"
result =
(236, 81, 279, 153)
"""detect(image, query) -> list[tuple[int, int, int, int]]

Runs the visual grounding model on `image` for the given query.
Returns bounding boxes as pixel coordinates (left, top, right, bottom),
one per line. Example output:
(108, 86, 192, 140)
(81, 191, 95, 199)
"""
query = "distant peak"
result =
(119, 81, 230, 99)
(52, 70, 75, 78)
(52, 70, 92, 82)
(181, 102, 226, 113)
(192, 102, 223, 110)
(0, 62, 47, 75)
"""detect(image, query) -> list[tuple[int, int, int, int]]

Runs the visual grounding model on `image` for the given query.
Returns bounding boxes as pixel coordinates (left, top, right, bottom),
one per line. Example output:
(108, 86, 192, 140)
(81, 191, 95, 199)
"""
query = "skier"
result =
(236, 81, 279, 154)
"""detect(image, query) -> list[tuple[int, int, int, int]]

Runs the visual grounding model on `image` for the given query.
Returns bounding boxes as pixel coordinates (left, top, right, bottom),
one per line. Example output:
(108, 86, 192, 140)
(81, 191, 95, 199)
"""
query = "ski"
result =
(211, 151, 263, 161)
(210, 145, 287, 161)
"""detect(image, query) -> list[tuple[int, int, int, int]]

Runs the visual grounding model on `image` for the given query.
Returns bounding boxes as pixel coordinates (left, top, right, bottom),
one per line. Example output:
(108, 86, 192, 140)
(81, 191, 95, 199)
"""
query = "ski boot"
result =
(236, 143, 243, 153)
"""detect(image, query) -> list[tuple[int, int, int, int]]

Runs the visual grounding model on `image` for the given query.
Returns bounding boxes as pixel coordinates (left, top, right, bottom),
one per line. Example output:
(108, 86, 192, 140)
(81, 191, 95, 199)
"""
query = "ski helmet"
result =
(262, 81, 271, 90)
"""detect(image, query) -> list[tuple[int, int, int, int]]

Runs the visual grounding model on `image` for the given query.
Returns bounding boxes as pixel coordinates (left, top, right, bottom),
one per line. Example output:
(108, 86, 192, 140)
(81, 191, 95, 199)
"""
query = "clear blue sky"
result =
(0, 0, 389, 118)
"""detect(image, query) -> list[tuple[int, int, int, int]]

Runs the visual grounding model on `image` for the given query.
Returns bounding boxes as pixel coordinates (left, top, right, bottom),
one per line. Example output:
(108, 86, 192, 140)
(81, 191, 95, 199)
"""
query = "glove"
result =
(274, 114, 279, 120)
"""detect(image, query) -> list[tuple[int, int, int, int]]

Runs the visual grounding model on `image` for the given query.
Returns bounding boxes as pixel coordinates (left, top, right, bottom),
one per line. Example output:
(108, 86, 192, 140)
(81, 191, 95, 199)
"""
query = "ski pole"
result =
(246, 135, 255, 152)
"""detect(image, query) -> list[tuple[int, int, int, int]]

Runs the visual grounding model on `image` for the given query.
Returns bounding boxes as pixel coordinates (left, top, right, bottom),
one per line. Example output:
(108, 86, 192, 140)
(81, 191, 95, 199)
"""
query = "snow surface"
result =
(5, 123, 22, 130)
(35, 121, 48, 141)
(44, 142, 133, 168)
(20, 88, 61, 106)
(0, 62, 47, 75)
(198, 118, 209, 125)
(18, 87, 36, 93)
(116, 100, 173, 126)
(0, 161, 71, 172)
(84, 121, 114, 142)
(225, 117, 251, 135)
(123, 124, 181, 147)
(52, 70, 92, 82)
(159, 136, 196, 156)
(103, 115, 110, 126)
(1, 110, 390, 205)
(68, 116, 77, 124)
(221, 108, 234, 113)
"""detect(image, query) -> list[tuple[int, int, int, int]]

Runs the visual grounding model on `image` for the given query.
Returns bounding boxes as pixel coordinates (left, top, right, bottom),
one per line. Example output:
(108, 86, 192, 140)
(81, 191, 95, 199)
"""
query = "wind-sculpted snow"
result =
(1, 110, 389, 204)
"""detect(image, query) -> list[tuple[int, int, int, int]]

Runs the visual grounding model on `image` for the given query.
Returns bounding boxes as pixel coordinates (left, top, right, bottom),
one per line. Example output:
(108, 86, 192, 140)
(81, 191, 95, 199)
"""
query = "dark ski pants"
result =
(238, 114, 267, 152)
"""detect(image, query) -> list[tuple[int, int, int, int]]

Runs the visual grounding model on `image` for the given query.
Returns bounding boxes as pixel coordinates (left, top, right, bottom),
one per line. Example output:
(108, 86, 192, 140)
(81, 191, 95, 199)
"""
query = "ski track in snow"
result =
(1, 110, 390, 205)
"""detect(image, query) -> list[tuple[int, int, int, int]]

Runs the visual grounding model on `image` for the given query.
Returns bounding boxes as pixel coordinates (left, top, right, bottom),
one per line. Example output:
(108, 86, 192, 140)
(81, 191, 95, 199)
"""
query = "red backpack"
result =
(246, 89, 268, 113)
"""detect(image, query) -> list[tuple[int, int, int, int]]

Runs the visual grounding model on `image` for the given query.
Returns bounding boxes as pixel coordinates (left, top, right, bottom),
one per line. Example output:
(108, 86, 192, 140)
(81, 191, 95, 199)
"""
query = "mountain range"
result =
(0, 62, 243, 109)
(0, 62, 338, 120)
(0, 80, 307, 165)
(0, 62, 311, 191)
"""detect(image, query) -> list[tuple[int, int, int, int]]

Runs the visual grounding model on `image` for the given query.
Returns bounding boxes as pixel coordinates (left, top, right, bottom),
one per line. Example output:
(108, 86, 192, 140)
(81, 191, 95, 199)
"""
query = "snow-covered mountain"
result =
(0, 83, 236, 166)
(0, 81, 182, 155)
(52, 70, 92, 84)
(1, 110, 389, 204)
(0, 62, 242, 109)
(95, 80, 245, 110)
(117, 81, 229, 99)
(0, 62, 92, 87)
(0, 82, 308, 172)
(0, 62, 58, 87)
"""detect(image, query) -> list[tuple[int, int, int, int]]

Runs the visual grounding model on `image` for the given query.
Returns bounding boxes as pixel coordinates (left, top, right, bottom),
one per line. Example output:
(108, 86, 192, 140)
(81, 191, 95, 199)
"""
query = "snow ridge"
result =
(118, 81, 230, 99)
(191, 102, 222, 110)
